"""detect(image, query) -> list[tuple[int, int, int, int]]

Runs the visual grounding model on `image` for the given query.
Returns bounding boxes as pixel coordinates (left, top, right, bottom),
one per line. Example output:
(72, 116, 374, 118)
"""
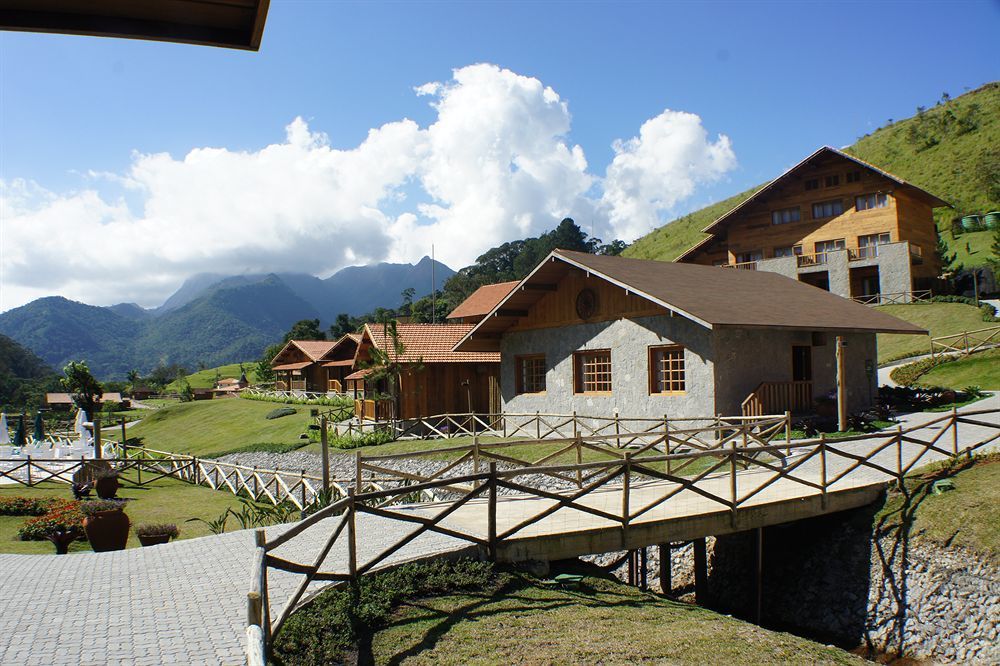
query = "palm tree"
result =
(364, 319, 423, 420)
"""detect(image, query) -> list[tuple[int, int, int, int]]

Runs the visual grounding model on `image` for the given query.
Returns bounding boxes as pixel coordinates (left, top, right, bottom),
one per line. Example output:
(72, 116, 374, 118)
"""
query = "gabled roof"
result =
(677, 145, 950, 261)
(317, 333, 361, 361)
(0, 0, 271, 50)
(361, 322, 499, 363)
(453, 250, 926, 352)
(447, 281, 520, 320)
(271, 339, 338, 368)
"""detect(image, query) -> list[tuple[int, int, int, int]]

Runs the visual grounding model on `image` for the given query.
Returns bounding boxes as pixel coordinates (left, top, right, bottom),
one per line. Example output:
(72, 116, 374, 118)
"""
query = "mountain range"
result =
(0, 257, 453, 380)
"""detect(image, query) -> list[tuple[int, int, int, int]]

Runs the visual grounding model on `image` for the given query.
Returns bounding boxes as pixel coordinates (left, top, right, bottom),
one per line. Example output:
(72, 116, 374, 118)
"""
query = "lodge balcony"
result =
(741, 381, 813, 418)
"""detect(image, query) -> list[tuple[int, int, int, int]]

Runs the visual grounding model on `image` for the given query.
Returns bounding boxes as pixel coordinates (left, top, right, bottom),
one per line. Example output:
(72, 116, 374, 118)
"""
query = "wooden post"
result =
(693, 537, 708, 605)
(614, 413, 621, 448)
(473, 432, 480, 477)
(120, 418, 127, 456)
(347, 487, 358, 581)
(26, 455, 32, 485)
(622, 455, 631, 537)
(658, 543, 671, 595)
(355, 452, 363, 493)
(951, 406, 959, 456)
(300, 469, 307, 507)
(253, 466, 259, 497)
(536, 411, 541, 440)
(896, 425, 904, 481)
(94, 417, 102, 459)
(575, 434, 583, 489)
(627, 550, 636, 586)
(835, 336, 848, 433)
(320, 416, 330, 492)
(639, 546, 648, 591)
(663, 415, 671, 476)
(255, 529, 269, 641)
(729, 439, 738, 527)
(784, 410, 793, 455)
(572, 410, 578, 439)
(754, 527, 764, 625)
(488, 462, 498, 561)
(819, 434, 828, 510)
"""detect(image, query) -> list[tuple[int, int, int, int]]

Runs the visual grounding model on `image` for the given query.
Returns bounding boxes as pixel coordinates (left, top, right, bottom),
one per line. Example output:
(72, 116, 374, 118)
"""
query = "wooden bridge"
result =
(246, 403, 1000, 662)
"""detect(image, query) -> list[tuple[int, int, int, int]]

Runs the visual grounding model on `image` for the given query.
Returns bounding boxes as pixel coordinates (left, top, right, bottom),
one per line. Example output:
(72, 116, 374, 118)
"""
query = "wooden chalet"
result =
(271, 335, 360, 394)
(446, 281, 519, 324)
(677, 146, 950, 303)
(351, 322, 500, 421)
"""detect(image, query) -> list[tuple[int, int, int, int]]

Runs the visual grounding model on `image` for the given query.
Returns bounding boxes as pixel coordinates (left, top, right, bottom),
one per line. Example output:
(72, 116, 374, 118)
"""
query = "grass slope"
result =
(918, 348, 1000, 389)
(875, 301, 989, 363)
(0, 473, 244, 554)
(128, 398, 313, 457)
(372, 572, 862, 665)
(166, 362, 257, 391)
(625, 82, 1000, 266)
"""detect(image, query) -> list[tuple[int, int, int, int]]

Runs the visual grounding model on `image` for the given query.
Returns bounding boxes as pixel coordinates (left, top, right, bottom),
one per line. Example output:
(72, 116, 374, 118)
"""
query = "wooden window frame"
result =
(804, 178, 819, 191)
(855, 192, 889, 212)
(648, 345, 686, 395)
(811, 199, 844, 219)
(846, 170, 861, 183)
(573, 349, 612, 395)
(515, 354, 546, 395)
(773, 245, 803, 258)
(824, 174, 840, 187)
(771, 206, 801, 225)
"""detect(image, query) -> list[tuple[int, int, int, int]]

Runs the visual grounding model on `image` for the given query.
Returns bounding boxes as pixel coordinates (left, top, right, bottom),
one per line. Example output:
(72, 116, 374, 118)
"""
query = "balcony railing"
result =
(719, 261, 759, 271)
(741, 381, 813, 417)
(848, 246, 880, 261)
(797, 252, 829, 267)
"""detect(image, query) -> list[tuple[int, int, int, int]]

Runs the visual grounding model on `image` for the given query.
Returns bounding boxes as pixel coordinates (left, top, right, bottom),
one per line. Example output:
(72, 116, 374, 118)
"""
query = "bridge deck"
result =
(0, 397, 997, 665)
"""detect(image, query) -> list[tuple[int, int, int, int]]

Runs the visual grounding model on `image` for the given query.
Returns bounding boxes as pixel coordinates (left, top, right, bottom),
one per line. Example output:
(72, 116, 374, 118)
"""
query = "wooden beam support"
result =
(495, 309, 529, 318)
(693, 537, 708, 605)
(522, 283, 558, 291)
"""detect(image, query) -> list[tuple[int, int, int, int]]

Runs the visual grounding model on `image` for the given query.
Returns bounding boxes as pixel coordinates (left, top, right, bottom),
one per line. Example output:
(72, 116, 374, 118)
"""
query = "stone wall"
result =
(580, 505, 998, 664)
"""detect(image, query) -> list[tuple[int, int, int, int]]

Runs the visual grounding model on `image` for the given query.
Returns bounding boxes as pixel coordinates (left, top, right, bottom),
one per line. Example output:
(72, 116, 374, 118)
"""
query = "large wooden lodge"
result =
(677, 147, 949, 303)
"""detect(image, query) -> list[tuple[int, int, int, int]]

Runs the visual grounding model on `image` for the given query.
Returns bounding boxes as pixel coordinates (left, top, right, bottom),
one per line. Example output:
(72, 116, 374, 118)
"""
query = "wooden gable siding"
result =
(508, 268, 666, 333)
(399, 363, 499, 418)
(893, 190, 940, 279)
(723, 167, 904, 261)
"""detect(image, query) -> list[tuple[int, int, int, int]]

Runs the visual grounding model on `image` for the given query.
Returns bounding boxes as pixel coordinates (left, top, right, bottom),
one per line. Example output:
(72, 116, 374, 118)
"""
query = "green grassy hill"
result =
(918, 348, 1000, 390)
(166, 362, 258, 391)
(625, 82, 1000, 265)
(128, 398, 313, 457)
(875, 301, 991, 363)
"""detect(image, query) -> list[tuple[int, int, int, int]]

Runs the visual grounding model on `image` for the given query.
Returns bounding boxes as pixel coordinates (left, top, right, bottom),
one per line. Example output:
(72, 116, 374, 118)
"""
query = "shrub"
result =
(265, 407, 297, 420)
(135, 523, 179, 538)
(272, 559, 506, 665)
(927, 295, 999, 322)
(329, 429, 395, 450)
(0, 496, 57, 516)
(79, 499, 126, 516)
(17, 500, 83, 541)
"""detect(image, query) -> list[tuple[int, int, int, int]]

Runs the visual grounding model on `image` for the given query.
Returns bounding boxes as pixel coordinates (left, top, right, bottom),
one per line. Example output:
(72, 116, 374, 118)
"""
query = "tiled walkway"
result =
(1, 396, 997, 665)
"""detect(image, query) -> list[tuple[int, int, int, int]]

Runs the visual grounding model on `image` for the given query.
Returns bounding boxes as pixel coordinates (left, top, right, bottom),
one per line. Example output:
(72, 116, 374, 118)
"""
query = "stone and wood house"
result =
(271, 335, 360, 394)
(677, 146, 949, 303)
(453, 250, 924, 419)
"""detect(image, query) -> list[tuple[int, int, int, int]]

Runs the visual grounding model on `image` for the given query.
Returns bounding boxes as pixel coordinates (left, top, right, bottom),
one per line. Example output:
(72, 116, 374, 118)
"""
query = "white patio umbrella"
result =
(0, 412, 8, 445)
(74, 409, 88, 443)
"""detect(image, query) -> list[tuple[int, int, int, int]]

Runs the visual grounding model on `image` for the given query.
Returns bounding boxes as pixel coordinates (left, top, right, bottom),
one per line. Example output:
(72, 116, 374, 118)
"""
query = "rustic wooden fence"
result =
(849, 289, 931, 306)
(246, 405, 1000, 659)
(930, 324, 1000, 359)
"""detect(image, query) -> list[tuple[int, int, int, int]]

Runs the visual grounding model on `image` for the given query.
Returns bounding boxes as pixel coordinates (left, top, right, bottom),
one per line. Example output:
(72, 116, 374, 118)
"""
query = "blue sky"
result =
(0, 0, 997, 310)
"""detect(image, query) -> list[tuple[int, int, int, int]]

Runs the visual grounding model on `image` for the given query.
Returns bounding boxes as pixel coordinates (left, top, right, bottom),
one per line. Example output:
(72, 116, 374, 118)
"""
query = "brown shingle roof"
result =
(447, 281, 520, 320)
(454, 250, 925, 352)
(364, 323, 499, 363)
(293, 340, 337, 361)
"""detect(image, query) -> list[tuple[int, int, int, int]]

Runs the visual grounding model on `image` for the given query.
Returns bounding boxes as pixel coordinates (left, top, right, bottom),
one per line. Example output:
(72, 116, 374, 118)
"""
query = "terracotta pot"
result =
(47, 530, 80, 555)
(137, 534, 171, 547)
(83, 509, 130, 552)
(95, 475, 119, 500)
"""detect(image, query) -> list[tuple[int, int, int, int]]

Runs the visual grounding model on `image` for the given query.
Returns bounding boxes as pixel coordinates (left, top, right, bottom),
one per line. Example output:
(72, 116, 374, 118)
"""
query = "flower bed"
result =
(17, 499, 84, 541)
(0, 496, 59, 517)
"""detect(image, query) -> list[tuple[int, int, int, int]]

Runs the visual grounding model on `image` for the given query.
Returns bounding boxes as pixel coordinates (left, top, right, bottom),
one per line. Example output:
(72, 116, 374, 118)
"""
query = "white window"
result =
(856, 193, 889, 211)
(857, 233, 891, 259)
(771, 207, 801, 225)
(812, 199, 844, 219)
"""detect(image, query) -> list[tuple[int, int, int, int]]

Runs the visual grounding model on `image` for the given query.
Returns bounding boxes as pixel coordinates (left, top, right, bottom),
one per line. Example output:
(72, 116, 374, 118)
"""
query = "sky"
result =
(0, 0, 997, 313)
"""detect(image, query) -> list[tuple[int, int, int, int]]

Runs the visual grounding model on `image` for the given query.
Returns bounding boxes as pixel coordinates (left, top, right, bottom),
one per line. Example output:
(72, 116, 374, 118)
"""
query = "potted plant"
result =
(135, 523, 179, 547)
(94, 469, 120, 500)
(81, 499, 129, 552)
(15, 500, 84, 555)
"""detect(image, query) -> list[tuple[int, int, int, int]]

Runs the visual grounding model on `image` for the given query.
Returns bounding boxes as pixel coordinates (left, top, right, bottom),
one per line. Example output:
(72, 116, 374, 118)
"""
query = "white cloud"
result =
(0, 64, 736, 313)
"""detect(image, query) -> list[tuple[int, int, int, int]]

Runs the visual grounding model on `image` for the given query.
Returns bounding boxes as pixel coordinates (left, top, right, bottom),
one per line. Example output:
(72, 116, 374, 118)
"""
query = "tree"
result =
(363, 319, 423, 420)
(126, 369, 140, 394)
(283, 319, 326, 343)
(934, 229, 960, 276)
(61, 361, 103, 421)
(990, 222, 1000, 272)
(400, 288, 416, 317)
(329, 313, 355, 339)
(179, 380, 195, 403)
(254, 342, 283, 385)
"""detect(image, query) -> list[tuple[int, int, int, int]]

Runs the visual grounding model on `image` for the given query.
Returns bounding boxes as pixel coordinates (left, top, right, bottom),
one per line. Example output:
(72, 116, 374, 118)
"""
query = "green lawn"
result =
(166, 363, 258, 392)
(370, 572, 862, 665)
(128, 398, 314, 457)
(0, 472, 245, 554)
(879, 454, 999, 563)
(876, 302, 990, 363)
(946, 227, 996, 268)
(918, 348, 1000, 389)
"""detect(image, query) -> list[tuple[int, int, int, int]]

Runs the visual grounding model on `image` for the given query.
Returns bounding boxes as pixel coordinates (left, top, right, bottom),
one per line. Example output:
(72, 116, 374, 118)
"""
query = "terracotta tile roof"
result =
(364, 322, 499, 363)
(345, 368, 373, 380)
(447, 281, 520, 320)
(293, 340, 338, 361)
(45, 392, 123, 404)
(272, 361, 312, 371)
